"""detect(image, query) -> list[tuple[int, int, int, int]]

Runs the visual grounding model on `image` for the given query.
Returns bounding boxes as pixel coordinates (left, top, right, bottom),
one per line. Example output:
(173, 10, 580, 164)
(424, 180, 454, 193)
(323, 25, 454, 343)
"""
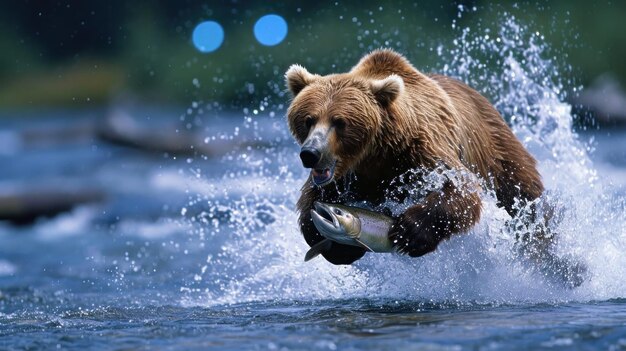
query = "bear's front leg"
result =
(298, 184, 366, 264)
(389, 180, 482, 257)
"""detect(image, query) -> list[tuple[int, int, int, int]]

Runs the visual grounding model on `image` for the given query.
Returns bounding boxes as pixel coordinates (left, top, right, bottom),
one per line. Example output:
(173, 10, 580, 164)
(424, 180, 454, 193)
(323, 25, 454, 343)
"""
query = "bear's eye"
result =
(332, 117, 346, 129)
(305, 115, 315, 130)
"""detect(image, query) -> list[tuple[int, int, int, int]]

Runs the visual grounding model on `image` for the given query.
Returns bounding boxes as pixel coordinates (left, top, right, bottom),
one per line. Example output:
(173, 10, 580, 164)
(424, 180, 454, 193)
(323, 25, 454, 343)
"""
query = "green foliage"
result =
(0, 1, 624, 107)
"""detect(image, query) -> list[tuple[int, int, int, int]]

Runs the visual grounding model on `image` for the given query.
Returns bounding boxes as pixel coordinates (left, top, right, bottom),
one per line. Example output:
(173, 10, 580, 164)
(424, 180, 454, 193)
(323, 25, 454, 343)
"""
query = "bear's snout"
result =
(300, 147, 321, 168)
(300, 124, 332, 169)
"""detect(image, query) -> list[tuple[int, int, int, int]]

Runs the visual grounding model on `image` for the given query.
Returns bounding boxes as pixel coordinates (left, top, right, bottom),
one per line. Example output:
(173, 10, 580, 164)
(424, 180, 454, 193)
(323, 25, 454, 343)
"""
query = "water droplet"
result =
(192, 21, 224, 53)
(254, 14, 288, 46)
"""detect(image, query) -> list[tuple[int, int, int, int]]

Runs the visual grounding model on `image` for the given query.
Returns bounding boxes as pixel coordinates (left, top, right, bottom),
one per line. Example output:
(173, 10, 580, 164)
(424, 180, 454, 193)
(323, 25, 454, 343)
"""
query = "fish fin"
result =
(304, 239, 333, 262)
(355, 239, 374, 252)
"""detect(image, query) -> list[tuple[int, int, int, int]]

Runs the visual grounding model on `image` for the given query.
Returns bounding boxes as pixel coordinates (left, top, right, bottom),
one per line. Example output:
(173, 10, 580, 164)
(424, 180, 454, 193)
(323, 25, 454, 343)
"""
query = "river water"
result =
(1, 13, 626, 351)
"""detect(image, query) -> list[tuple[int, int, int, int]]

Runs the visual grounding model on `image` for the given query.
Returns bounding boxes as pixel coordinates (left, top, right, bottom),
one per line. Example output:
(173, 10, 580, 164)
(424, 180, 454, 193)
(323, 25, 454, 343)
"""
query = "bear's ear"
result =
(370, 74, 404, 105)
(285, 64, 318, 96)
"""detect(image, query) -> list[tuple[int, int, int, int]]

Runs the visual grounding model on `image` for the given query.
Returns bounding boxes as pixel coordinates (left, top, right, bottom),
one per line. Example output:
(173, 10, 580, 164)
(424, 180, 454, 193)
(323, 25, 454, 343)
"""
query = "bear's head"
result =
(285, 64, 404, 186)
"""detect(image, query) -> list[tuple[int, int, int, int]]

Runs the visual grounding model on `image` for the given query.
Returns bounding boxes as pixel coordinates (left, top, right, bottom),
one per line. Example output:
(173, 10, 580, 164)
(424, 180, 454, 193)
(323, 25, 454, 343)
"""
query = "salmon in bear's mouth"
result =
(311, 161, 336, 186)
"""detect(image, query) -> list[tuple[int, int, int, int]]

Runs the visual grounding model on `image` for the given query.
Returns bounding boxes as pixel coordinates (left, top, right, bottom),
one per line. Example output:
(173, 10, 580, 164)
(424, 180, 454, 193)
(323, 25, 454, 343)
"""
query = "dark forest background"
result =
(0, 1, 624, 109)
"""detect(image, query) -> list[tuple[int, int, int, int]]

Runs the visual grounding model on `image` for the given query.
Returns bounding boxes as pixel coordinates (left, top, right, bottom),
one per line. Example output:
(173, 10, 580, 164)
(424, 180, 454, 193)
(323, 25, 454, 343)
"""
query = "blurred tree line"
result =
(0, 0, 624, 109)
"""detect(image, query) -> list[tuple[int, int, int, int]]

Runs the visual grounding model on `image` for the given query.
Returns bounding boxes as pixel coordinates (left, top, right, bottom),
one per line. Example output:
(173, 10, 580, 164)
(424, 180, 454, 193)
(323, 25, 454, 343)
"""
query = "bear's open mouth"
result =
(311, 161, 336, 186)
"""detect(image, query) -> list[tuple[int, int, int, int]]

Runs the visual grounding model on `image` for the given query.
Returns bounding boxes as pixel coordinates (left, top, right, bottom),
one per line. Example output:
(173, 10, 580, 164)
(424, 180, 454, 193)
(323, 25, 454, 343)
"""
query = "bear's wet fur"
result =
(286, 49, 543, 264)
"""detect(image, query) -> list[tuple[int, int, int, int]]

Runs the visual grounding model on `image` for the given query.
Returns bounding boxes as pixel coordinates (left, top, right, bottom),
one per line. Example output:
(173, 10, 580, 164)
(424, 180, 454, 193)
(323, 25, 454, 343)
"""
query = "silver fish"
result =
(305, 202, 395, 261)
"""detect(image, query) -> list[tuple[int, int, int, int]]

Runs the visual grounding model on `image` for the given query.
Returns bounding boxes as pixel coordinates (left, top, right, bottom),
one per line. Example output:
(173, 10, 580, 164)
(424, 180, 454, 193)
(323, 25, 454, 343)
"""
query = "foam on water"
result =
(181, 12, 626, 307)
(34, 206, 97, 240)
(0, 259, 17, 276)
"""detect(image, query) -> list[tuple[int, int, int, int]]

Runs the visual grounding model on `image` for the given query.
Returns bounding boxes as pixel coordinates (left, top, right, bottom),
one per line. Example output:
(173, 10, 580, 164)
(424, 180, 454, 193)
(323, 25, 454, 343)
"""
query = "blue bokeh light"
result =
(192, 21, 224, 53)
(254, 14, 288, 46)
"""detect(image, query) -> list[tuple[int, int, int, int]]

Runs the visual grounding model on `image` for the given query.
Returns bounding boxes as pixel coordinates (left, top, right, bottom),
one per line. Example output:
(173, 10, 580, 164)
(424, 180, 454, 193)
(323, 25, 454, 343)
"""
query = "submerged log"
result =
(97, 109, 271, 156)
(0, 188, 105, 225)
(97, 109, 197, 154)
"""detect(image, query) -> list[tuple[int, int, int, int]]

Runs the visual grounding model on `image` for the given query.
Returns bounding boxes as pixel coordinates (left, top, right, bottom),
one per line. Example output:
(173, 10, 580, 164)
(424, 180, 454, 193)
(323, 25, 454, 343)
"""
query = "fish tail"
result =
(304, 239, 333, 262)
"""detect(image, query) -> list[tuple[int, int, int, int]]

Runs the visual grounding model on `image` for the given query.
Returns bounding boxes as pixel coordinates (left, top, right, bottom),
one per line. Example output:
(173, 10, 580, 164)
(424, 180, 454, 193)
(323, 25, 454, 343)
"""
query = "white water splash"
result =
(181, 13, 626, 307)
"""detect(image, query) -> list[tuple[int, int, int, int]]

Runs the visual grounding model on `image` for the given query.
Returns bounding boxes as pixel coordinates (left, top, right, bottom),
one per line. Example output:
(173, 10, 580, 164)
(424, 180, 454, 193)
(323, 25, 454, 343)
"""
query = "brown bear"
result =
(285, 49, 543, 265)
